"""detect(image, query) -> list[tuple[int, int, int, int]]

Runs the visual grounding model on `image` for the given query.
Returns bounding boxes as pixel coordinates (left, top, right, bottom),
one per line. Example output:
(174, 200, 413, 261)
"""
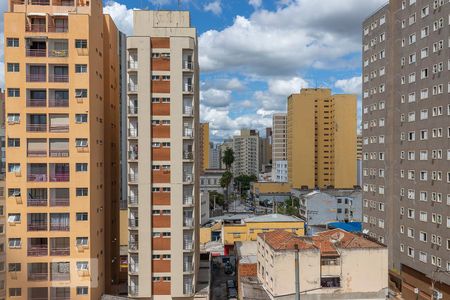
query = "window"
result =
(7, 63, 19, 72)
(76, 213, 88, 221)
(7, 38, 19, 47)
(76, 237, 88, 246)
(76, 287, 88, 295)
(419, 231, 427, 242)
(8, 238, 21, 248)
(421, 5, 429, 17)
(421, 48, 428, 59)
(75, 64, 88, 73)
(76, 163, 88, 172)
(419, 252, 427, 263)
(420, 211, 428, 221)
(75, 40, 88, 49)
(75, 89, 88, 98)
(407, 247, 414, 257)
(76, 188, 88, 197)
(407, 227, 415, 238)
(75, 138, 88, 147)
(75, 114, 88, 123)
(9, 288, 21, 297)
(7, 88, 20, 98)
(76, 261, 89, 270)
(8, 163, 20, 173)
(7, 138, 20, 147)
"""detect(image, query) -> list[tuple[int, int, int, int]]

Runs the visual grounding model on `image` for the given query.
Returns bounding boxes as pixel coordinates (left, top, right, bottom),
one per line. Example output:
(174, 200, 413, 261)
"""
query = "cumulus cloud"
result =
(200, 88, 232, 108)
(268, 76, 308, 96)
(199, 0, 385, 76)
(334, 76, 362, 95)
(103, 1, 135, 35)
(249, 0, 262, 8)
(204, 0, 222, 15)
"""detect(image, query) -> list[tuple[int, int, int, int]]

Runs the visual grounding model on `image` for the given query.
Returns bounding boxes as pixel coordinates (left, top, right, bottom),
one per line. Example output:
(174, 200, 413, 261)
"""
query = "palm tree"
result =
(222, 148, 234, 171)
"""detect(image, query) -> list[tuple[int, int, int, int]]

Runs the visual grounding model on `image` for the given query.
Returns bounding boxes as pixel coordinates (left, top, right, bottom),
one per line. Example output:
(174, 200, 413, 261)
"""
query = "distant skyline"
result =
(0, 0, 386, 141)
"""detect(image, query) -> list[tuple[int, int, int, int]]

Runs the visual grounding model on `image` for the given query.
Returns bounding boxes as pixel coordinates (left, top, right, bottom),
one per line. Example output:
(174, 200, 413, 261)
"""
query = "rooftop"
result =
(259, 229, 384, 255)
(244, 213, 302, 223)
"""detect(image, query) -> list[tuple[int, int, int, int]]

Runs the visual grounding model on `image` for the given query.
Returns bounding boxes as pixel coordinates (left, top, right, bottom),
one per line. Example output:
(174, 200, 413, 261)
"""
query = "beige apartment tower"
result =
(4, 0, 121, 299)
(126, 10, 200, 299)
(287, 88, 357, 189)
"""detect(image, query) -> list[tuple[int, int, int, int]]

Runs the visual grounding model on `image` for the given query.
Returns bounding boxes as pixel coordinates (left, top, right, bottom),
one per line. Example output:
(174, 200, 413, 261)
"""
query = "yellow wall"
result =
(287, 89, 356, 189)
(252, 182, 291, 194)
(223, 221, 305, 245)
(200, 123, 209, 172)
(200, 227, 212, 244)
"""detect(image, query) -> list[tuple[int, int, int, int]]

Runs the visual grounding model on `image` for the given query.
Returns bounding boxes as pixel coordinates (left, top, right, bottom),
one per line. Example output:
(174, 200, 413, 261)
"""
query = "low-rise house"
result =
(251, 182, 292, 205)
(235, 241, 258, 298)
(257, 229, 388, 300)
(200, 169, 226, 194)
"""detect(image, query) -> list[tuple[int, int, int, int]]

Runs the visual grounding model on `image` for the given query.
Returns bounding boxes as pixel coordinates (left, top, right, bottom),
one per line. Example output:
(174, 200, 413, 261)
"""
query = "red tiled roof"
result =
(259, 229, 384, 255)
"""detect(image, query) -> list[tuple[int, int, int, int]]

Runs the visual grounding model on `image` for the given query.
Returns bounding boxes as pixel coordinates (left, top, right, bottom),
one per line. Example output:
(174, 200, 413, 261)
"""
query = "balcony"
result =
(129, 218, 138, 228)
(183, 84, 194, 93)
(183, 238, 194, 251)
(49, 74, 69, 83)
(28, 287, 49, 300)
(49, 139, 69, 157)
(27, 139, 47, 157)
(184, 173, 193, 184)
(27, 164, 47, 182)
(48, 19, 69, 33)
(129, 286, 139, 296)
(49, 223, 69, 231)
(49, 89, 69, 106)
(50, 191, 70, 206)
(129, 263, 139, 274)
(26, 23, 46, 33)
(26, 73, 47, 82)
(50, 164, 70, 182)
(128, 84, 138, 93)
(50, 271, 70, 281)
(128, 61, 138, 69)
(49, 97, 69, 107)
(27, 94, 46, 107)
(26, 48, 46, 57)
(128, 106, 138, 114)
(183, 151, 193, 160)
(128, 151, 138, 160)
(129, 241, 139, 252)
(128, 195, 138, 206)
(28, 272, 48, 281)
(29, 0, 50, 4)
(128, 128, 138, 138)
(183, 196, 193, 205)
(27, 124, 47, 132)
(183, 60, 193, 70)
(50, 247, 70, 256)
(128, 173, 138, 183)
(28, 222, 48, 231)
(27, 197, 47, 207)
(183, 217, 194, 228)
(53, 0, 75, 5)
(28, 239, 48, 256)
(183, 128, 194, 138)
(183, 106, 193, 116)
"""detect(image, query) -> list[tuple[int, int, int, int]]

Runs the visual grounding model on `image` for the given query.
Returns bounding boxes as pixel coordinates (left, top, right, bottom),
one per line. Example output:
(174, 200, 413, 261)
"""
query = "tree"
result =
(234, 174, 257, 197)
(220, 171, 233, 210)
(222, 148, 234, 171)
(209, 191, 224, 209)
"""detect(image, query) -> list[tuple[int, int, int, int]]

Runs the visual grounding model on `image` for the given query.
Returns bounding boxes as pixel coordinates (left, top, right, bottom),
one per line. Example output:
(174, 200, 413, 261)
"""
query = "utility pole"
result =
(294, 244, 300, 300)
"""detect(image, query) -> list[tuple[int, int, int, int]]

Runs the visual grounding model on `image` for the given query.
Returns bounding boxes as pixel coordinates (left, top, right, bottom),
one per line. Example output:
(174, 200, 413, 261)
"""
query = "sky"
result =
(0, 0, 387, 141)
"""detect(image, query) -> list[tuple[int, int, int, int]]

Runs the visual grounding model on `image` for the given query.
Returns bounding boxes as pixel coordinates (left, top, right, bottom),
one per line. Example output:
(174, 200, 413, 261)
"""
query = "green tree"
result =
(234, 174, 257, 197)
(220, 171, 233, 210)
(222, 148, 234, 171)
(209, 191, 224, 209)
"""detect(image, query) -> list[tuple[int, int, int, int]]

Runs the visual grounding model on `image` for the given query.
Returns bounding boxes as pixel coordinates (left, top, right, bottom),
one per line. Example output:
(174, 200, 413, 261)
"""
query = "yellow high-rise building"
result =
(199, 123, 209, 173)
(4, 0, 121, 299)
(287, 88, 356, 189)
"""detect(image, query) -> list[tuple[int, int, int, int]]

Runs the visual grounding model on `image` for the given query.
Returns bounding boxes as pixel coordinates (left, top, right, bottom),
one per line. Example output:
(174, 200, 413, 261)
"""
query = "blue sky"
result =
(0, 0, 387, 141)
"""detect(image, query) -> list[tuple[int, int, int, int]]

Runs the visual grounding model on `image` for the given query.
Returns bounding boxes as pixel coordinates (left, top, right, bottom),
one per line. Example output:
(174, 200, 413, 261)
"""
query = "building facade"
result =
(126, 10, 200, 298)
(208, 142, 220, 169)
(271, 113, 287, 182)
(257, 229, 388, 299)
(232, 129, 260, 177)
(199, 122, 209, 174)
(287, 88, 357, 189)
(219, 138, 233, 170)
(4, 1, 121, 299)
(362, 1, 450, 298)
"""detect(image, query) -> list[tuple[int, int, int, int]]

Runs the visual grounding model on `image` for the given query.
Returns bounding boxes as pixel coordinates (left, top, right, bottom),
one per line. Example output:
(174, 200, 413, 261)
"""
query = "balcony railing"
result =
(49, 74, 69, 83)
(128, 174, 138, 183)
(50, 272, 70, 281)
(128, 62, 138, 69)
(50, 247, 70, 256)
(26, 49, 46, 57)
(183, 218, 194, 227)
(50, 198, 70, 207)
(27, 98, 46, 107)
(183, 128, 193, 138)
(27, 198, 48, 206)
(128, 84, 138, 92)
(128, 151, 138, 160)
(183, 196, 193, 205)
(30, 0, 50, 4)
(128, 219, 138, 228)
(129, 264, 139, 274)
(50, 173, 69, 182)
(48, 25, 68, 33)
(27, 223, 48, 231)
(27, 149, 47, 157)
(49, 150, 69, 157)
(49, 124, 69, 132)
(128, 196, 138, 206)
(27, 124, 47, 132)
(184, 106, 193, 116)
(183, 240, 193, 250)
(28, 272, 48, 281)
(26, 24, 46, 32)
(183, 152, 193, 160)
(27, 173, 47, 182)
(48, 98, 69, 107)
(26, 74, 46, 82)
(128, 106, 138, 114)
(129, 242, 139, 251)
(129, 286, 139, 296)
(50, 223, 70, 231)
(48, 49, 68, 58)
(184, 284, 194, 295)
(128, 128, 138, 138)
(183, 61, 193, 70)
(183, 85, 193, 93)
(27, 246, 48, 256)
(183, 262, 193, 273)
(184, 174, 193, 183)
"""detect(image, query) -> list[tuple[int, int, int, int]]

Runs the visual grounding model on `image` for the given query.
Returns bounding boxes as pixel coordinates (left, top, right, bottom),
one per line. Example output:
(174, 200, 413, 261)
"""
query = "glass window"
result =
(75, 64, 88, 73)
(75, 40, 88, 49)
(76, 163, 88, 172)
(7, 88, 20, 97)
(7, 38, 19, 47)
(75, 114, 88, 123)
(76, 188, 88, 197)
(76, 213, 88, 221)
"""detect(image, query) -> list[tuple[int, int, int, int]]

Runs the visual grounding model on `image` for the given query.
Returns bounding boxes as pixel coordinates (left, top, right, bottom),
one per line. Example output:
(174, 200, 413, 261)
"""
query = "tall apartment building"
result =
(232, 129, 260, 177)
(126, 10, 200, 298)
(259, 127, 272, 172)
(272, 113, 287, 182)
(199, 123, 209, 174)
(4, 1, 122, 298)
(357, 133, 363, 187)
(363, 1, 450, 299)
(208, 142, 220, 169)
(287, 88, 357, 189)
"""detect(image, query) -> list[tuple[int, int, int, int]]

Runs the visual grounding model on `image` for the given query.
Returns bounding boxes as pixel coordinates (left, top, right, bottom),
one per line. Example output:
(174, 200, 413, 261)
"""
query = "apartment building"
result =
(259, 127, 272, 172)
(219, 138, 233, 170)
(232, 129, 260, 177)
(199, 123, 209, 174)
(287, 88, 357, 189)
(362, 1, 450, 299)
(272, 113, 287, 182)
(357, 133, 363, 186)
(208, 142, 220, 169)
(257, 229, 388, 299)
(4, 1, 122, 299)
(126, 10, 200, 298)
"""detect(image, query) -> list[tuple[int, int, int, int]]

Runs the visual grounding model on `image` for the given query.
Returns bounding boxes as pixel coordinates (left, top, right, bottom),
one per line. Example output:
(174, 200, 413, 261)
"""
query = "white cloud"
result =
(268, 76, 308, 96)
(199, 0, 385, 76)
(249, 0, 262, 8)
(204, 0, 222, 15)
(200, 88, 232, 108)
(334, 76, 362, 95)
(103, 1, 134, 35)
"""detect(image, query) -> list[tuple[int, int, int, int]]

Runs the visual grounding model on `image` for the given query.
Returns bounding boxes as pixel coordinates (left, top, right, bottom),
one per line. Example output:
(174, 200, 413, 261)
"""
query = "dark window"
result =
(76, 188, 88, 197)
(76, 163, 88, 172)
(76, 213, 88, 221)
(7, 63, 20, 72)
(75, 64, 87, 73)
(7, 138, 20, 147)
(7, 88, 20, 97)
(7, 38, 19, 47)
(75, 39, 87, 49)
